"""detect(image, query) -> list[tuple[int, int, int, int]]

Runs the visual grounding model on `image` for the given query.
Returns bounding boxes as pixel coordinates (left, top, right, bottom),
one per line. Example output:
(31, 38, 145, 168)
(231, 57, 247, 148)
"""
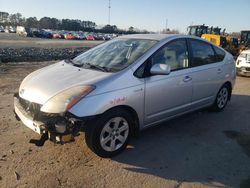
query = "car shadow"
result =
(113, 94, 250, 187)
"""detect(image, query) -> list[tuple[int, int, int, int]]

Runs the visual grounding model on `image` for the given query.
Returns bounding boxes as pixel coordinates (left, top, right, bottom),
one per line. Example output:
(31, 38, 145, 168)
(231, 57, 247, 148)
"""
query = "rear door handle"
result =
(217, 68, 222, 74)
(133, 88, 143, 92)
(183, 76, 192, 82)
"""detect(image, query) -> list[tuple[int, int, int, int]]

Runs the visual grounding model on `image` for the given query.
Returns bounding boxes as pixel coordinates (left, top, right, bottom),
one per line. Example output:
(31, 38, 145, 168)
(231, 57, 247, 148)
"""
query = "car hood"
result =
(19, 61, 111, 104)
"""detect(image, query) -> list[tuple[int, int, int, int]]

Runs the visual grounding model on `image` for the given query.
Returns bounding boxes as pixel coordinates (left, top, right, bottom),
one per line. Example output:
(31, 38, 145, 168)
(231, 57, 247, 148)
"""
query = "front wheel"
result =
(85, 109, 132, 158)
(212, 84, 230, 111)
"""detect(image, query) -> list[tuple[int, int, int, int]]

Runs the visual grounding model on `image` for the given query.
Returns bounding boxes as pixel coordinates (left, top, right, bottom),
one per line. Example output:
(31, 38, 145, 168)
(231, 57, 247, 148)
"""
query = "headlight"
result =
(40, 85, 95, 113)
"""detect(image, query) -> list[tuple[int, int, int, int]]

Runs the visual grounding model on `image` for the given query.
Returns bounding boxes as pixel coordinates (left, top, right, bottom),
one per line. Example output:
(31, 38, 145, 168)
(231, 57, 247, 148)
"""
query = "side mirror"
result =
(150, 64, 171, 75)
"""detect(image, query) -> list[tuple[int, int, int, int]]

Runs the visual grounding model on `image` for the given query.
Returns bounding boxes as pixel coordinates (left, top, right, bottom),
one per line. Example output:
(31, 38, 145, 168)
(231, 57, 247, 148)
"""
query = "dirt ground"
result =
(0, 61, 250, 188)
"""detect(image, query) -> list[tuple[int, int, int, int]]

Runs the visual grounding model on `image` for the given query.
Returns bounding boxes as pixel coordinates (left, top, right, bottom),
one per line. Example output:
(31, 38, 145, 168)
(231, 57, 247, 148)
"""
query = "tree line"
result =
(0, 11, 149, 34)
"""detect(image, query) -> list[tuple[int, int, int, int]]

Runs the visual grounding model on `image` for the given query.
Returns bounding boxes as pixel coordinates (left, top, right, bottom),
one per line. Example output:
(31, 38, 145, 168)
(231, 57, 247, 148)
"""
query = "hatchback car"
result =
(236, 49, 250, 76)
(86, 34, 95, 40)
(14, 34, 236, 157)
(64, 32, 76, 40)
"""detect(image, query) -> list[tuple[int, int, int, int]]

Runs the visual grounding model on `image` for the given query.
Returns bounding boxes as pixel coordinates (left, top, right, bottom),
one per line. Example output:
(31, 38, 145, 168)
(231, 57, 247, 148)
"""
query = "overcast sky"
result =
(0, 0, 249, 33)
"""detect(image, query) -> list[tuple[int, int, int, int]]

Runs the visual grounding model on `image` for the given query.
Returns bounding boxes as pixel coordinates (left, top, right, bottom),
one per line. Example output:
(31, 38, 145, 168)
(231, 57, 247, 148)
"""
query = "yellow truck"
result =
(188, 25, 239, 56)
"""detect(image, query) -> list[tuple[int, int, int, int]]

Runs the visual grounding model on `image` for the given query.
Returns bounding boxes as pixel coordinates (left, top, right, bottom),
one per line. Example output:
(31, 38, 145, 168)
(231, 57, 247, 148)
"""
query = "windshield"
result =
(73, 38, 157, 72)
(188, 26, 207, 37)
(189, 27, 196, 36)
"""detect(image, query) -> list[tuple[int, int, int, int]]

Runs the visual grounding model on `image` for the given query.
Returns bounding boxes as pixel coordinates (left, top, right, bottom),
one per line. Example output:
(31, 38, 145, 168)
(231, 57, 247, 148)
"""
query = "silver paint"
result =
(16, 34, 236, 131)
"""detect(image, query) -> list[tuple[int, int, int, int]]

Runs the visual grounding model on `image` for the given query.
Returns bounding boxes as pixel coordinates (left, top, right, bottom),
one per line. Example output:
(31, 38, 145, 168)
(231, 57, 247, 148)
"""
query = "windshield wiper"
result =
(64, 59, 82, 67)
(85, 63, 109, 72)
(66, 60, 111, 72)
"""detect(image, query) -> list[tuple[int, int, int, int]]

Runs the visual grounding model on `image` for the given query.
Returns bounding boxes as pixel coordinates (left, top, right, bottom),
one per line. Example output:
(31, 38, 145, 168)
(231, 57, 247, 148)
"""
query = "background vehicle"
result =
(9, 26, 16, 33)
(201, 33, 227, 48)
(188, 24, 239, 56)
(0, 25, 5, 32)
(64, 32, 76, 40)
(86, 34, 95, 40)
(74, 33, 86, 40)
(202, 27, 238, 56)
(39, 30, 53, 38)
(3, 26, 16, 33)
(25, 28, 40, 37)
(240, 30, 250, 45)
(16, 26, 27, 37)
(52, 32, 62, 39)
(236, 49, 250, 76)
(239, 30, 250, 53)
(4, 27, 9, 33)
(93, 33, 105, 40)
(14, 34, 236, 157)
(187, 24, 208, 37)
(201, 27, 226, 47)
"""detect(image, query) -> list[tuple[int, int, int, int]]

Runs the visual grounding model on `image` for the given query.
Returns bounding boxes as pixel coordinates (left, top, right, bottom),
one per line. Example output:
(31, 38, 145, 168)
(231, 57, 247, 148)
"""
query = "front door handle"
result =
(183, 76, 192, 82)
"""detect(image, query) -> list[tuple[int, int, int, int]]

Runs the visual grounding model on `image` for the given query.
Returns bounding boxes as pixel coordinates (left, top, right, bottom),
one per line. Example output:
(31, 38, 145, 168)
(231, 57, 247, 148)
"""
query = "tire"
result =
(212, 84, 230, 112)
(85, 109, 133, 158)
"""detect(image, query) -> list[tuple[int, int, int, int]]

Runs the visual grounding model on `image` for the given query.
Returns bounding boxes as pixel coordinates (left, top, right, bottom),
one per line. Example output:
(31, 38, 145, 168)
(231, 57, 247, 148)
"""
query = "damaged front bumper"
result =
(13, 93, 85, 144)
(14, 94, 45, 135)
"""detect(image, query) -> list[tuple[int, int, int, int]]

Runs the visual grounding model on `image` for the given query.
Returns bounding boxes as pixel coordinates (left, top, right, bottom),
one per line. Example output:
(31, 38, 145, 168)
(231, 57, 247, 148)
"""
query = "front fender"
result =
(68, 84, 144, 127)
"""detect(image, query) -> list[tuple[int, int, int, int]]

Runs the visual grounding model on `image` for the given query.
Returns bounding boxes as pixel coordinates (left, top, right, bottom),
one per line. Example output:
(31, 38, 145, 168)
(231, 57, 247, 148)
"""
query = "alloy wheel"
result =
(100, 117, 129, 152)
(217, 87, 228, 109)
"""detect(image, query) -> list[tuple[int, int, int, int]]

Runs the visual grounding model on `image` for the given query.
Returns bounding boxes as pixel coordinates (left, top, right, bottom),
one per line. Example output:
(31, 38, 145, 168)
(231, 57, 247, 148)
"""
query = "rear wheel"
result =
(212, 84, 230, 111)
(85, 109, 132, 158)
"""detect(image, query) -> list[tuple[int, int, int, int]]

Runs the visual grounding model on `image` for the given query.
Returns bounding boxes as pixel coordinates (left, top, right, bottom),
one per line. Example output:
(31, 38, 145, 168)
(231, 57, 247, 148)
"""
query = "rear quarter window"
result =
(213, 46, 226, 62)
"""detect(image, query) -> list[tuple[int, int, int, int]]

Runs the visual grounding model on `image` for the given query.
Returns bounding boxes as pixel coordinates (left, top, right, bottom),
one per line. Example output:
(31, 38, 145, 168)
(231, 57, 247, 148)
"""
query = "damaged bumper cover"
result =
(14, 94, 45, 134)
(13, 93, 90, 143)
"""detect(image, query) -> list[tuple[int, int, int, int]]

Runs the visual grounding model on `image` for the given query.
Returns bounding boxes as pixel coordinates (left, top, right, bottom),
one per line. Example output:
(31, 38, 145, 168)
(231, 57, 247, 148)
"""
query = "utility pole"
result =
(108, 0, 111, 25)
(165, 18, 168, 31)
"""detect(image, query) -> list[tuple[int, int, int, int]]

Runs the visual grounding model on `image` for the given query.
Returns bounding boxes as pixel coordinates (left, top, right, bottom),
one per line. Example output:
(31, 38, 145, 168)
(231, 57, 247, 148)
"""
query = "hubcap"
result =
(100, 117, 129, 152)
(217, 87, 228, 109)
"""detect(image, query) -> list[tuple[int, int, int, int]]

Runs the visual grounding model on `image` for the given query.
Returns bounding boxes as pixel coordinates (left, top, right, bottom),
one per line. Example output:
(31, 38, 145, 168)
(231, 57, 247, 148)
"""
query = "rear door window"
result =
(190, 39, 217, 66)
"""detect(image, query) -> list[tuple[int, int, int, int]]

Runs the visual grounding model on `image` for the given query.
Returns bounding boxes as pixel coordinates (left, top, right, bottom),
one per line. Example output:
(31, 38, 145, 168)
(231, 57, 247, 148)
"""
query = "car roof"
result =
(118, 34, 182, 41)
(117, 34, 224, 51)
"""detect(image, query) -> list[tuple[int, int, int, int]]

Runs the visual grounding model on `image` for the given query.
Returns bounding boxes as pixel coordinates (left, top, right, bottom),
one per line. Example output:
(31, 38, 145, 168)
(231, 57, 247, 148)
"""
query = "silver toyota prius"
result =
(14, 34, 236, 157)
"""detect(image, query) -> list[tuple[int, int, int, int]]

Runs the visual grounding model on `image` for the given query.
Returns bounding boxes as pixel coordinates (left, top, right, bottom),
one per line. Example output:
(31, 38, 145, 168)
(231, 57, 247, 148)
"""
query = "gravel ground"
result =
(0, 33, 103, 62)
(0, 47, 89, 62)
(0, 62, 250, 188)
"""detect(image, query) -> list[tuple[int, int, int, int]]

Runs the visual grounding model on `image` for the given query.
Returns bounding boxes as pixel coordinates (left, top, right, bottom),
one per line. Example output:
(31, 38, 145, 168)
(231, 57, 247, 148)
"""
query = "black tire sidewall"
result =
(85, 109, 133, 158)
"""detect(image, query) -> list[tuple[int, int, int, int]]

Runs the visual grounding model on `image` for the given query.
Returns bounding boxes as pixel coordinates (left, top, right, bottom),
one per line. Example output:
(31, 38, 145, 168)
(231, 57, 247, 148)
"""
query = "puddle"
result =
(224, 130, 250, 158)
